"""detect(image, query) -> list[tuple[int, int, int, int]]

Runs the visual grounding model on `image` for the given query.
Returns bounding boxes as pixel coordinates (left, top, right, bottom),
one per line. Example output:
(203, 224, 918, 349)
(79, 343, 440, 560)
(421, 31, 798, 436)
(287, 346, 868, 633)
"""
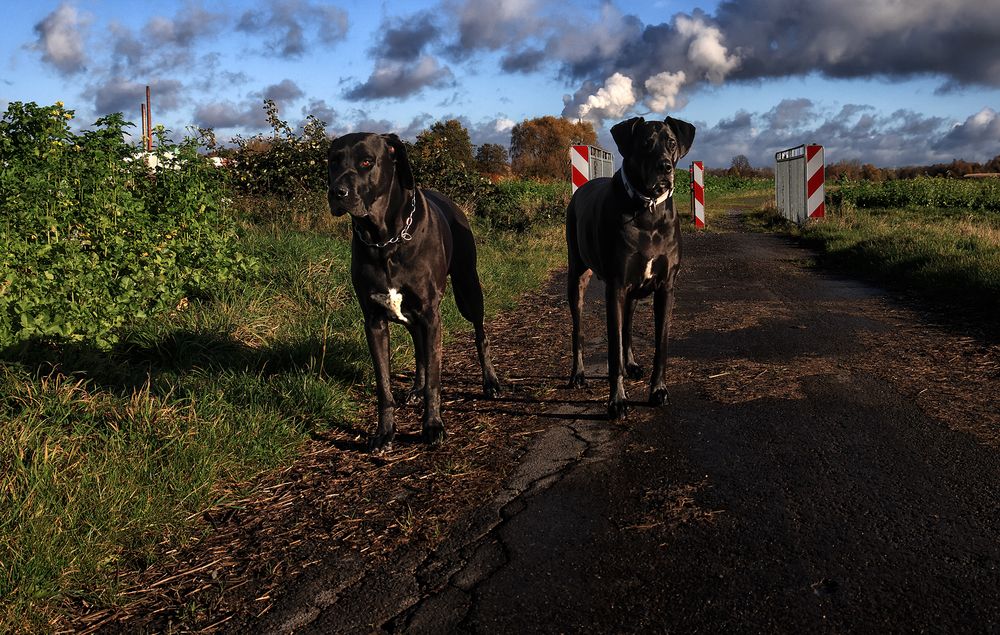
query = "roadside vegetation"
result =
(746, 176, 1000, 314)
(0, 103, 567, 632)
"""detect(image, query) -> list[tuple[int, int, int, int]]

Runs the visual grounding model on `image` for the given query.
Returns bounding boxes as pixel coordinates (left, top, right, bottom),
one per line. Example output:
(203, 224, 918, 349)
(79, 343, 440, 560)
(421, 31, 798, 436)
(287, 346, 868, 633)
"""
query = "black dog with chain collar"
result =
(328, 132, 502, 451)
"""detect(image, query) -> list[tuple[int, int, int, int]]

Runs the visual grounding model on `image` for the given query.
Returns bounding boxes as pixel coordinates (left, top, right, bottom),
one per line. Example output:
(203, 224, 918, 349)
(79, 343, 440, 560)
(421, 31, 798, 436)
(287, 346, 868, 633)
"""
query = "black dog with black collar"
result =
(565, 116, 696, 419)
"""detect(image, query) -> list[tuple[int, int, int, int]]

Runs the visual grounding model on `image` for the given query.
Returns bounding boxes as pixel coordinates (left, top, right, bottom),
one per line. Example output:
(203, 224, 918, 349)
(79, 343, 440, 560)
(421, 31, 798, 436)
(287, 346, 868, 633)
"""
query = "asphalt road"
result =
(255, 215, 1000, 634)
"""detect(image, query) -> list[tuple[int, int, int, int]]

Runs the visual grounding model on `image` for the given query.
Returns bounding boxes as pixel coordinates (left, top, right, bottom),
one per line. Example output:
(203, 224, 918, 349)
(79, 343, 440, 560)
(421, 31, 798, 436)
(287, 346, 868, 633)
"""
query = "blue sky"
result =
(3, 0, 999, 167)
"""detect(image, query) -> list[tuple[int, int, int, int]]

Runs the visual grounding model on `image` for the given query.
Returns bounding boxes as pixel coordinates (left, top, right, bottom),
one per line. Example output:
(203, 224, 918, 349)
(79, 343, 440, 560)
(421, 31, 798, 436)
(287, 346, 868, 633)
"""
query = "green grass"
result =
(833, 176, 1000, 212)
(799, 203, 1000, 310)
(743, 189, 1000, 313)
(0, 202, 565, 633)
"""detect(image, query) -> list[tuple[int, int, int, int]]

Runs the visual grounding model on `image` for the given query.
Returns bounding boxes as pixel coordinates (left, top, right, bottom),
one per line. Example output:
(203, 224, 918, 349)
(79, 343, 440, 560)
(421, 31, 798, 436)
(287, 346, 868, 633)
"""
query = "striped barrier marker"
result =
(806, 145, 825, 218)
(571, 145, 589, 193)
(691, 161, 705, 228)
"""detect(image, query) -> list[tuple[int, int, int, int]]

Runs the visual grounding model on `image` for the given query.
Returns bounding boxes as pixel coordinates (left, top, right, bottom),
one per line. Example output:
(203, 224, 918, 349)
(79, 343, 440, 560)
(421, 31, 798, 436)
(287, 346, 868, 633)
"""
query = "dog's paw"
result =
(423, 420, 446, 446)
(568, 372, 587, 388)
(483, 382, 503, 399)
(368, 429, 396, 453)
(607, 399, 630, 421)
(626, 362, 645, 380)
(648, 387, 670, 406)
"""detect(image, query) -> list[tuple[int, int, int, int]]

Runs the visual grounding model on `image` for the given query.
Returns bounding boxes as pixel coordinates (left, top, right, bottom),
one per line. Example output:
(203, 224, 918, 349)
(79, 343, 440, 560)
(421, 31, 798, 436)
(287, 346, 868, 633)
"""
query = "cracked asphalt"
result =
(248, 215, 1000, 634)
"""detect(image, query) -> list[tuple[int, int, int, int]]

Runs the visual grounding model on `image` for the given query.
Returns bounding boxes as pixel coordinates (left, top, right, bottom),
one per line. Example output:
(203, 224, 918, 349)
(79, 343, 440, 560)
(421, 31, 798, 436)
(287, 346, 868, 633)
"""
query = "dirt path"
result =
(85, 210, 1000, 633)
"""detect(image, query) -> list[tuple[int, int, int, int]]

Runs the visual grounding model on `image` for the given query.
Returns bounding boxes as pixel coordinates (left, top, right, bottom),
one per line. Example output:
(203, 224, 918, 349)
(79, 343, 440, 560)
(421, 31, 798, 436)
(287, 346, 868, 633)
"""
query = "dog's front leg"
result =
(606, 283, 629, 420)
(419, 315, 446, 445)
(649, 279, 676, 406)
(365, 316, 397, 451)
(622, 295, 644, 379)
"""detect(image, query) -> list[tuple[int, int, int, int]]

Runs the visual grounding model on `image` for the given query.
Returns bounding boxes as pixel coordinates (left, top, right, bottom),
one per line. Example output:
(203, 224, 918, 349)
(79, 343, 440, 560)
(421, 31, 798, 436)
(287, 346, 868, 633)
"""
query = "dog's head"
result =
(611, 116, 695, 200)
(327, 132, 414, 221)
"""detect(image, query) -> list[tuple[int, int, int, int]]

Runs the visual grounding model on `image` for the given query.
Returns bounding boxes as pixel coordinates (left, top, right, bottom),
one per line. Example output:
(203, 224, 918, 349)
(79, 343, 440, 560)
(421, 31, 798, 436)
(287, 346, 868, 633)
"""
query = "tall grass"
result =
(800, 203, 1000, 310)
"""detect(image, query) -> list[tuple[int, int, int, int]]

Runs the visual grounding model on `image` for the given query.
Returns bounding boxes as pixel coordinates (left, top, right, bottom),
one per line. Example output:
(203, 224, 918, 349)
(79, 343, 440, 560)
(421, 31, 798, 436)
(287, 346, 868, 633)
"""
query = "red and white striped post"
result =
(571, 145, 589, 194)
(690, 161, 705, 228)
(806, 145, 825, 218)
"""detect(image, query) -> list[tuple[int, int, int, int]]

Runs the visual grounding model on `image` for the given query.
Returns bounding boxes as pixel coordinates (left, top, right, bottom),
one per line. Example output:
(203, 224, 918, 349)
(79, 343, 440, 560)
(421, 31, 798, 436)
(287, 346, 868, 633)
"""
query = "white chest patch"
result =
(644, 258, 655, 280)
(371, 288, 408, 323)
(387, 288, 407, 322)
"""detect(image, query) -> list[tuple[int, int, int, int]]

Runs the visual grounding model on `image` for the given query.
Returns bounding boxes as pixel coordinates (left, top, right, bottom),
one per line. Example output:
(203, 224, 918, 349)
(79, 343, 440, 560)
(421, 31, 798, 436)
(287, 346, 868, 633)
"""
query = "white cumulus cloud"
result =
(574, 72, 637, 122)
(645, 70, 687, 112)
(675, 15, 740, 84)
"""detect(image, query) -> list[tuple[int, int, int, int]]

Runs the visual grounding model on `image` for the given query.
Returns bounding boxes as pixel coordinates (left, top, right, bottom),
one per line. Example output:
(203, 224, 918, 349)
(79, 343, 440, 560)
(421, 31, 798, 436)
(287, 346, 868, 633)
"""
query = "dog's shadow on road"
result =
(437, 372, 613, 422)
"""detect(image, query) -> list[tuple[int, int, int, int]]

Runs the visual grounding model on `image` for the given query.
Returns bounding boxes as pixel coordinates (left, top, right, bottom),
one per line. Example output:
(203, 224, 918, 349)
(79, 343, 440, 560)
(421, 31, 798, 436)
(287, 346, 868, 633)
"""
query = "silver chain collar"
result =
(352, 192, 417, 249)
(619, 168, 672, 214)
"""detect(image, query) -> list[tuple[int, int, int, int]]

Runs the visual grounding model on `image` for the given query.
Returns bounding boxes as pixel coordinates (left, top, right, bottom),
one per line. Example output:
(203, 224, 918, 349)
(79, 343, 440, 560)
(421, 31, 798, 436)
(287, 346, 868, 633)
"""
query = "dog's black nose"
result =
(332, 185, 350, 199)
(658, 160, 673, 174)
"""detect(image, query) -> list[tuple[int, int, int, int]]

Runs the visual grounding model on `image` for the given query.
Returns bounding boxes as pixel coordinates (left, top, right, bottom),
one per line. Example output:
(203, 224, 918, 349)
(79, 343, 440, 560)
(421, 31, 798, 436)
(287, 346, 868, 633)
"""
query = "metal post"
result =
(145, 85, 152, 151)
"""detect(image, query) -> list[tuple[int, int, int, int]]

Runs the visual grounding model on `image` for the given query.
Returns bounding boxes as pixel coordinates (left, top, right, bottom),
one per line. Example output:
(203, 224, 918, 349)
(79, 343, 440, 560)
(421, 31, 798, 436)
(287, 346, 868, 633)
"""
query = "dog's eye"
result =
(359, 159, 373, 169)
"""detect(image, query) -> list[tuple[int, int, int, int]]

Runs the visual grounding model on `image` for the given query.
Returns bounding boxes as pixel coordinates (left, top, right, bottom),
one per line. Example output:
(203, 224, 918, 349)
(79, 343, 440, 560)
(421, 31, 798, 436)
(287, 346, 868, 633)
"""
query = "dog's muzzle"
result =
(329, 186, 369, 218)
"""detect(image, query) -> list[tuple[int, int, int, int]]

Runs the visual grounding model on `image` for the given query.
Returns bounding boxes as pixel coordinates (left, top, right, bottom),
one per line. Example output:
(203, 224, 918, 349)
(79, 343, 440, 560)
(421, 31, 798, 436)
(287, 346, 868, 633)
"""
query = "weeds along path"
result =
(75, 206, 1000, 632)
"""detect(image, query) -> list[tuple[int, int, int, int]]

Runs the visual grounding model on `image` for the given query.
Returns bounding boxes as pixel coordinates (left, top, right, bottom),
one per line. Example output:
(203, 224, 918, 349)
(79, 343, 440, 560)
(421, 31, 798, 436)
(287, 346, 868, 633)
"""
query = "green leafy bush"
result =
(0, 101, 253, 349)
(228, 99, 330, 200)
(407, 138, 494, 212)
(476, 180, 571, 231)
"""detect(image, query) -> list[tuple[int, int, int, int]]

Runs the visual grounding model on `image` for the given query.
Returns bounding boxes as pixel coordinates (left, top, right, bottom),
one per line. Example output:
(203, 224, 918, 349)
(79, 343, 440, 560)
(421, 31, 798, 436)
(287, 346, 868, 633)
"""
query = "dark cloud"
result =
(345, 56, 455, 100)
(376, 13, 440, 61)
(348, 10, 450, 101)
(530, 1, 1000, 125)
(236, 0, 348, 59)
(935, 108, 1000, 156)
(193, 101, 266, 130)
(87, 77, 184, 119)
(107, 3, 226, 75)
(302, 98, 338, 127)
(764, 99, 816, 131)
(145, 3, 225, 48)
(193, 78, 305, 131)
(500, 48, 546, 74)
(332, 112, 434, 140)
(32, 3, 88, 76)
(687, 104, 990, 169)
(258, 79, 305, 106)
(713, 0, 1000, 88)
(445, 0, 547, 60)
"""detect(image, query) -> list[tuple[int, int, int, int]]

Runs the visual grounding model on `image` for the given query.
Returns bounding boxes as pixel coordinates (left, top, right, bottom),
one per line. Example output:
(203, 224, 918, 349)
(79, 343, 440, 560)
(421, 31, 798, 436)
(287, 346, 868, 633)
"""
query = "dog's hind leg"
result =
(622, 294, 644, 379)
(451, 276, 502, 398)
(450, 227, 502, 399)
(404, 322, 426, 406)
(364, 316, 397, 451)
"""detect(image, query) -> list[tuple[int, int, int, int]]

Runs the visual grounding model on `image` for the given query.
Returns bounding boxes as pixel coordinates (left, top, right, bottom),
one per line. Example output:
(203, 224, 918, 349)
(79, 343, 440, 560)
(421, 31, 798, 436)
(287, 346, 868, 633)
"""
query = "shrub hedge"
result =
(1, 102, 254, 349)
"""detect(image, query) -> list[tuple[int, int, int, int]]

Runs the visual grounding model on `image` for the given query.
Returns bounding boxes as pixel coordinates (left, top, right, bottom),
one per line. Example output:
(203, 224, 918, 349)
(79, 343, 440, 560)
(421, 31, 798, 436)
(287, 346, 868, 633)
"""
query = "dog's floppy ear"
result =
(381, 133, 415, 190)
(665, 116, 696, 160)
(610, 117, 645, 158)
